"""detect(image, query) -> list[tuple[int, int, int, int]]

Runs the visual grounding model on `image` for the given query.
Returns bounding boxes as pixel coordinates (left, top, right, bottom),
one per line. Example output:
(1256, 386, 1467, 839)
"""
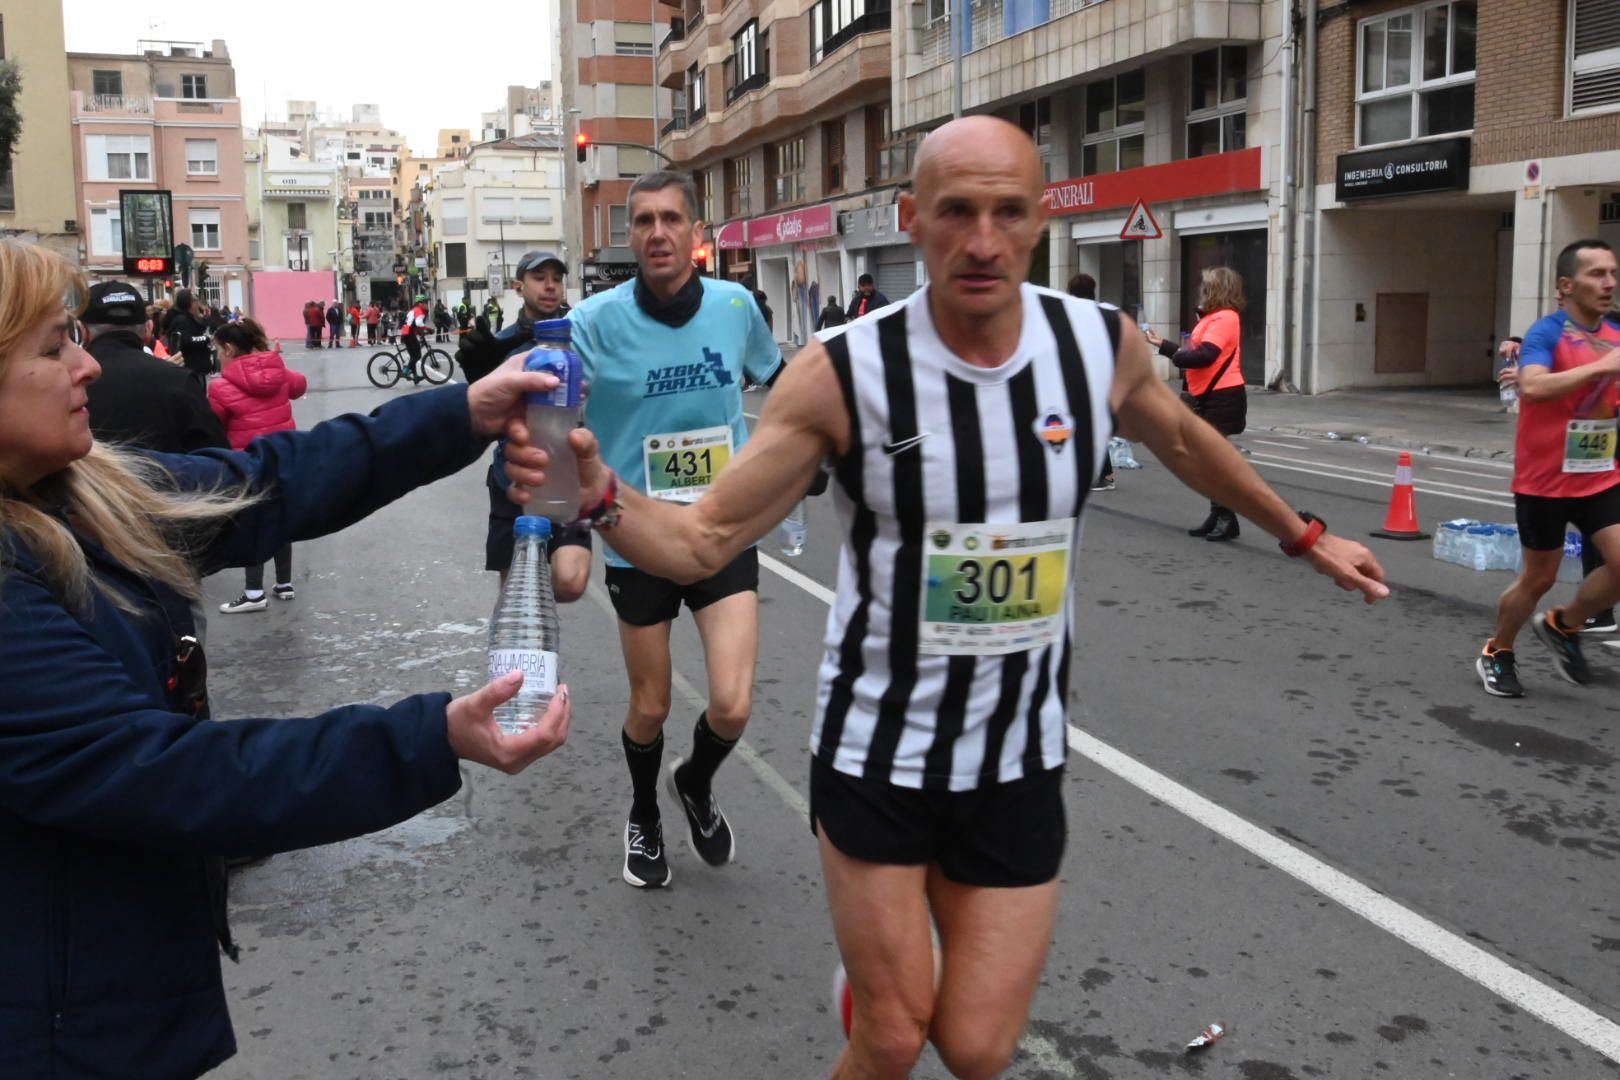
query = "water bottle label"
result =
(488, 649, 559, 696)
(643, 426, 734, 502)
(524, 348, 583, 409)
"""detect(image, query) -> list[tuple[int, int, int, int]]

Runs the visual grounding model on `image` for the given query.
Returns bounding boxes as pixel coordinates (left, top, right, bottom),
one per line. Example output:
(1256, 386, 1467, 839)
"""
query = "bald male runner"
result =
(505, 116, 1388, 1079)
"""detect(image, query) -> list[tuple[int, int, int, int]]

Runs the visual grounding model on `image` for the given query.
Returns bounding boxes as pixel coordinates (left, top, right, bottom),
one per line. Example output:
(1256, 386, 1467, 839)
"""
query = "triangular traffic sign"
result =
(1119, 199, 1162, 241)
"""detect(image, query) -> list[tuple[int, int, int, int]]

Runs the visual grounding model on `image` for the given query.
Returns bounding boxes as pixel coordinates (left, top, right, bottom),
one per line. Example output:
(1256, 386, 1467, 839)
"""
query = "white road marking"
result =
(1250, 458, 1515, 510)
(745, 412, 761, 421)
(1249, 450, 1509, 498)
(1248, 436, 1516, 472)
(739, 551, 1620, 1063)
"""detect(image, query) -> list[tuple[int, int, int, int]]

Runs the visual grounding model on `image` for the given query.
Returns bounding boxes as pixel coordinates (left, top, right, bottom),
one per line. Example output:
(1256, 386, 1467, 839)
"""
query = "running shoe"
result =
(219, 593, 267, 614)
(1532, 611, 1591, 685)
(622, 818, 671, 888)
(271, 583, 296, 601)
(1582, 612, 1618, 634)
(1090, 477, 1116, 492)
(1476, 648, 1524, 698)
(666, 756, 736, 867)
(831, 963, 853, 1039)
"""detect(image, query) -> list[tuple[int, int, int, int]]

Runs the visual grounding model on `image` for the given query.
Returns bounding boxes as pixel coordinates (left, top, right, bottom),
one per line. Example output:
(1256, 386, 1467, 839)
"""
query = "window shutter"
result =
(1572, 0, 1620, 113)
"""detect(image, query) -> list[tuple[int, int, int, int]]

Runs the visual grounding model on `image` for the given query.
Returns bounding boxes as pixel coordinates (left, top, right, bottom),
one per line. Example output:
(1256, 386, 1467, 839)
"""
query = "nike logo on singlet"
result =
(882, 432, 932, 456)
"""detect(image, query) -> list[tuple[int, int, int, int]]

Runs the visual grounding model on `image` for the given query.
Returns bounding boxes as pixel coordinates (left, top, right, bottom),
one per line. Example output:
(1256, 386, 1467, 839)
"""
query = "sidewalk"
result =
(1244, 385, 1516, 461)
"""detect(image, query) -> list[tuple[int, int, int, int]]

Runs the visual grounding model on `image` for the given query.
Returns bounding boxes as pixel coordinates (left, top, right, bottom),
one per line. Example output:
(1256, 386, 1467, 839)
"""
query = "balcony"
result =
(661, 110, 689, 137)
(813, 7, 892, 66)
(726, 71, 768, 107)
(660, 17, 685, 49)
(82, 94, 152, 114)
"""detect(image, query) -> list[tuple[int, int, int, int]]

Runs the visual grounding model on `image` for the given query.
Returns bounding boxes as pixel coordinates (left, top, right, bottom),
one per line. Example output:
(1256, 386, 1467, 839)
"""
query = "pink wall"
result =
(251, 270, 339, 343)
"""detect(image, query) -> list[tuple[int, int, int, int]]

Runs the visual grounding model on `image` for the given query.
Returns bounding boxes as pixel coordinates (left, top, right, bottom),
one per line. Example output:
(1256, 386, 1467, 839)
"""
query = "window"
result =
(616, 84, 654, 117)
(1357, 2, 1475, 145)
(865, 104, 914, 185)
(180, 73, 207, 99)
(286, 201, 307, 230)
(443, 197, 467, 235)
(1018, 96, 1054, 180)
(1570, 0, 1620, 115)
(726, 155, 752, 217)
(85, 134, 152, 181)
(483, 196, 514, 223)
(444, 242, 467, 277)
(347, 150, 362, 160)
(767, 136, 806, 208)
(1082, 70, 1145, 175)
(285, 234, 310, 270)
(811, 0, 891, 65)
(0, 169, 12, 213)
(519, 196, 553, 223)
(615, 22, 655, 55)
(90, 207, 123, 256)
(824, 120, 846, 193)
(363, 210, 393, 228)
(688, 63, 707, 120)
(609, 204, 629, 247)
(727, 21, 768, 102)
(1186, 46, 1248, 158)
(92, 69, 121, 96)
(697, 168, 718, 223)
(185, 138, 218, 175)
(618, 146, 656, 177)
(189, 208, 221, 250)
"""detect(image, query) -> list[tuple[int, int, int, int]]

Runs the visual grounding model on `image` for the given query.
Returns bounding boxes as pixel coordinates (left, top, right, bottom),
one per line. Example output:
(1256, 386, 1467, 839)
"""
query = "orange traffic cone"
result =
(1371, 451, 1430, 540)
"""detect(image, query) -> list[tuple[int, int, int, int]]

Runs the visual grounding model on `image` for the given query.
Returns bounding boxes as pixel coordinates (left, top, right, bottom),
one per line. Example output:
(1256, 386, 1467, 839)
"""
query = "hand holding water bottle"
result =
(446, 673, 571, 775)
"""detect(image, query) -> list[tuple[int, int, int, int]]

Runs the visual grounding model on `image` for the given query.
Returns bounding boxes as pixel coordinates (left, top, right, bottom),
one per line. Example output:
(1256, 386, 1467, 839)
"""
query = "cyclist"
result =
(401, 294, 432, 375)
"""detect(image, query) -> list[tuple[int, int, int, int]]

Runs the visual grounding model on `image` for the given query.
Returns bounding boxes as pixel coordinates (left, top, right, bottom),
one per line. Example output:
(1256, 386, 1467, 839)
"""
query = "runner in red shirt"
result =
(1479, 239, 1620, 696)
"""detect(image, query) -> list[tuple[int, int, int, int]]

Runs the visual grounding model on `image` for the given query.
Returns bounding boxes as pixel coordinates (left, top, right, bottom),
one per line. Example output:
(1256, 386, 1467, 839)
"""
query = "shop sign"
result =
(715, 221, 747, 251)
(1334, 137, 1470, 202)
(744, 203, 837, 248)
(1043, 147, 1262, 218)
(584, 260, 638, 282)
(840, 204, 903, 250)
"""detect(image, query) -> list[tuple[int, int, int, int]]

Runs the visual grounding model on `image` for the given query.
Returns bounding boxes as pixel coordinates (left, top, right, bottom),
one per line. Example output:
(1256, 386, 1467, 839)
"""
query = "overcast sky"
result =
(60, 0, 556, 154)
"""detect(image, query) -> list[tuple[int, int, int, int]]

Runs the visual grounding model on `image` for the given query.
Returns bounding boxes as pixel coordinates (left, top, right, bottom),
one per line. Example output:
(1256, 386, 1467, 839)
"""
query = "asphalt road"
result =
(204, 347, 1620, 1079)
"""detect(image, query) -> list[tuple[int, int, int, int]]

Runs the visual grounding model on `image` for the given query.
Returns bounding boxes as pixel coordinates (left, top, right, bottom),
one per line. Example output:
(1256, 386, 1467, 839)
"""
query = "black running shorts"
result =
(809, 756, 1067, 888)
(1514, 483, 1620, 551)
(604, 547, 758, 627)
(485, 484, 592, 573)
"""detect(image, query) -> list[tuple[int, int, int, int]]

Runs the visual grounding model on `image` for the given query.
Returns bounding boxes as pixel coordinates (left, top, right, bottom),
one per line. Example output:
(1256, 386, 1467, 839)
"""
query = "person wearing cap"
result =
(844, 273, 891, 321)
(456, 250, 590, 599)
(83, 281, 228, 455)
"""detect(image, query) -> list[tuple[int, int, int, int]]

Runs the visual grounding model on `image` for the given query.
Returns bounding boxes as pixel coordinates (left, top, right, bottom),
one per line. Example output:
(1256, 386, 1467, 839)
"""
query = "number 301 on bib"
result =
(918, 520, 1074, 656)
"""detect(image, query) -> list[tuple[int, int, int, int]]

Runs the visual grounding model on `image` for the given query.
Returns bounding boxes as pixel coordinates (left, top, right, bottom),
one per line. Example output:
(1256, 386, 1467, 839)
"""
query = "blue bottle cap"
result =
(533, 317, 572, 343)
(514, 515, 553, 539)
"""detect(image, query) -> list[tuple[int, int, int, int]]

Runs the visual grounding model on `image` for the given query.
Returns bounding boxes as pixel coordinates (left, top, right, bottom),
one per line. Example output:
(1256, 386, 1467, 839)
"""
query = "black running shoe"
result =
(622, 818, 671, 888)
(1583, 612, 1618, 634)
(1477, 649, 1525, 698)
(1532, 612, 1591, 685)
(666, 756, 736, 867)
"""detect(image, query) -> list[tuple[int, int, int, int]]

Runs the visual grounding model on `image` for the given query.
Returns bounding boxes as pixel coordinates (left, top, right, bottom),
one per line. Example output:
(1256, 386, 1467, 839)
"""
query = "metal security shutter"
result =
(1571, 0, 1620, 114)
(873, 246, 916, 302)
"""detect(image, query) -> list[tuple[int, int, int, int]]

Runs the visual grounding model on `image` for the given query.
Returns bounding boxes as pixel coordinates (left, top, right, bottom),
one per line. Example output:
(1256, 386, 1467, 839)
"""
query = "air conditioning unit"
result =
(64, 220, 79, 233)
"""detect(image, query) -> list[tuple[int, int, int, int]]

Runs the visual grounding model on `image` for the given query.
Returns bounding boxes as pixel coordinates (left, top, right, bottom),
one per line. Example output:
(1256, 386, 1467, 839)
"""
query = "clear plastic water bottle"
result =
(1108, 436, 1141, 470)
(776, 499, 808, 558)
(1495, 525, 1520, 572)
(1464, 525, 1494, 571)
(487, 516, 560, 734)
(1558, 532, 1585, 584)
(524, 318, 584, 522)
(1499, 359, 1518, 409)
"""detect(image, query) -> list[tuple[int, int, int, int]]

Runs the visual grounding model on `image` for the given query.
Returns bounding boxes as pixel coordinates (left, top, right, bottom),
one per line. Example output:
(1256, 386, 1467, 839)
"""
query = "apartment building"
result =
(1302, 0, 1620, 391)
(67, 38, 250, 310)
(426, 132, 567, 315)
(246, 132, 342, 274)
(559, 0, 668, 297)
(654, 0, 894, 341)
(0, 1, 77, 259)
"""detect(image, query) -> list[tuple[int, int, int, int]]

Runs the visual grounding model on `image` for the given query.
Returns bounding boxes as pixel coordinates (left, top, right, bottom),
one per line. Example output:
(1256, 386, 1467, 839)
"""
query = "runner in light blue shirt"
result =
(566, 169, 784, 891)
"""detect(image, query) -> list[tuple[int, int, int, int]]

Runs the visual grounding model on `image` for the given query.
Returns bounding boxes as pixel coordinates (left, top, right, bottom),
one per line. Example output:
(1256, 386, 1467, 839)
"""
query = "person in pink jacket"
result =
(208, 318, 309, 613)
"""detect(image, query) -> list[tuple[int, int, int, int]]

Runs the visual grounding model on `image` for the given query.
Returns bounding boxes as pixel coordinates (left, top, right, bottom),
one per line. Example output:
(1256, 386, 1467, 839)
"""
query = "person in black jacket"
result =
(815, 294, 846, 331)
(0, 238, 572, 1080)
(82, 280, 228, 454)
(324, 298, 343, 348)
(166, 288, 216, 382)
(844, 273, 891, 320)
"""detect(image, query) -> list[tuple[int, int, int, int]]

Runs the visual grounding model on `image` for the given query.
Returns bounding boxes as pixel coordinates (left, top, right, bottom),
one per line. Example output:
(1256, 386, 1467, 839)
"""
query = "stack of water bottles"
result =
(1432, 519, 1522, 572)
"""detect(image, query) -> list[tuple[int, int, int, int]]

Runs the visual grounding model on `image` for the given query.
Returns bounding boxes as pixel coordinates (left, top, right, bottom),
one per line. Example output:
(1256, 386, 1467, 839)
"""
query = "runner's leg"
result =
(1559, 522, 1620, 626)
(689, 588, 758, 739)
(619, 618, 676, 813)
(926, 870, 1061, 1079)
(820, 832, 936, 1080)
(1491, 549, 1561, 650)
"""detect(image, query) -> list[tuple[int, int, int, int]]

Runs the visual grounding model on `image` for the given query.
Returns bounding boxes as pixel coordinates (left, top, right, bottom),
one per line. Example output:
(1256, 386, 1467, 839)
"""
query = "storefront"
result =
(1046, 147, 1272, 384)
(716, 203, 840, 345)
(581, 247, 638, 297)
(840, 202, 916, 303)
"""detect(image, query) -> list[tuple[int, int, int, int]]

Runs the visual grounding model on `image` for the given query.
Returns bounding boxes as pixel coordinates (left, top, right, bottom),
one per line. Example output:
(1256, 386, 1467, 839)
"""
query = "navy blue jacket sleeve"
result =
(147, 384, 490, 574)
(0, 566, 462, 855)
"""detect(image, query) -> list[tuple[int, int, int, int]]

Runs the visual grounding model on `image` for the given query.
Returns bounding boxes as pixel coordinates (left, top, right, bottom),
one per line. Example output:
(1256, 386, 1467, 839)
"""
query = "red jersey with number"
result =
(1513, 312, 1620, 498)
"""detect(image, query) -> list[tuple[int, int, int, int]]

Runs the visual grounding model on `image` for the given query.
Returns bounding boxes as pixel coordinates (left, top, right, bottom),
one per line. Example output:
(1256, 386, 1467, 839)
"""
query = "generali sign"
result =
(1042, 147, 1262, 217)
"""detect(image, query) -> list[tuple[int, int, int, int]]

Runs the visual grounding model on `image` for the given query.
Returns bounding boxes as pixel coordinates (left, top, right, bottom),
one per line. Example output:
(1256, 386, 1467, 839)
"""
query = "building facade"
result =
(67, 38, 250, 310)
(1302, 0, 1620, 391)
(653, 0, 896, 343)
(560, 0, 669, 297)
(0, 1, 78, 259)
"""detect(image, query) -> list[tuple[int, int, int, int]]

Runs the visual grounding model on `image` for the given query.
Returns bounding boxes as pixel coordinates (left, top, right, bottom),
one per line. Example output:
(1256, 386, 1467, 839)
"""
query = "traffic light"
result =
(575, 132, 590, 163)
(693, 245, 710, 269)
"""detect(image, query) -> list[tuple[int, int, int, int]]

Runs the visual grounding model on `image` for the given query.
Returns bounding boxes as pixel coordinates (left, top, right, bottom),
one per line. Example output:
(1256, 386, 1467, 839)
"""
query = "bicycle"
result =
(367, 337, 453, 388)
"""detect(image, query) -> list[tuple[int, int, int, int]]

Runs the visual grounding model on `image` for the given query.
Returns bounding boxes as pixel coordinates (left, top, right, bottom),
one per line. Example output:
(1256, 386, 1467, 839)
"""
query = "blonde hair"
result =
(0, 239, 258, 612)
(1198, 267, 1246, 314)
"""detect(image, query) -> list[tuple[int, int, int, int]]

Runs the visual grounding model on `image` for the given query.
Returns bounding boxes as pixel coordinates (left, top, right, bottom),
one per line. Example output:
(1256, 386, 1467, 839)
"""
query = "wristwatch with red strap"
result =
(572, 473, 622, 532)
(1280, 511, 1326, 557)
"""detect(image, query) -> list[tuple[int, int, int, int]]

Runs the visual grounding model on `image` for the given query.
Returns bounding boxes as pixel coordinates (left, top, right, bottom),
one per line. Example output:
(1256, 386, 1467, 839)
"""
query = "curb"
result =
(1250, 422, 1515, 464)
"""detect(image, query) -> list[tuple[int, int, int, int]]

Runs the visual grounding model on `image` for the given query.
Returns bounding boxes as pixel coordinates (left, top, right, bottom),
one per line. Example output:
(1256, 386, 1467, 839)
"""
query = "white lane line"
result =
(1249, 450, 1509, 497)
(1251, 458, 1515, 510)
(1067, 727, 1620, 1063)
(745, 412, 761, 421)
(748, 552, 1620, 1062)
(1248, 436, 1517, 472)
(1431, 465, 1518, 480)
(761, 551, 838, 605)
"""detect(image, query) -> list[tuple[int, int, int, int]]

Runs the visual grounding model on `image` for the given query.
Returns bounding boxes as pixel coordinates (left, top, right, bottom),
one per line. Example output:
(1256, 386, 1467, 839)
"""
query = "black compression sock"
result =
(622, 729, 664, 822)
(680, 711, 738, 801)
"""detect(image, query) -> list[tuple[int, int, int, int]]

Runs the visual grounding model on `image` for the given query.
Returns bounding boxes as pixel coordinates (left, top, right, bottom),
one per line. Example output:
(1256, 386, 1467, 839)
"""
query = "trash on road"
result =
(1185, 1021, 1227, 1053)
(1107, 436, 1142, 469)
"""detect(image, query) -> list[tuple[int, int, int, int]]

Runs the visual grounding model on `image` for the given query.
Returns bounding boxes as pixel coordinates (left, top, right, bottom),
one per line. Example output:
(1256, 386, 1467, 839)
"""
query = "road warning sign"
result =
(1119, 199, 1163, 241)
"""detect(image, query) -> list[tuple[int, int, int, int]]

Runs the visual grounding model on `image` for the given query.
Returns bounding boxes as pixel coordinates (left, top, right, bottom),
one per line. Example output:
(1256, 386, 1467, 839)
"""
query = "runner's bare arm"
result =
(1516, 344, 1620, 402)
(504, 340, 848, 584)
(1109, 318, 1390, 603)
